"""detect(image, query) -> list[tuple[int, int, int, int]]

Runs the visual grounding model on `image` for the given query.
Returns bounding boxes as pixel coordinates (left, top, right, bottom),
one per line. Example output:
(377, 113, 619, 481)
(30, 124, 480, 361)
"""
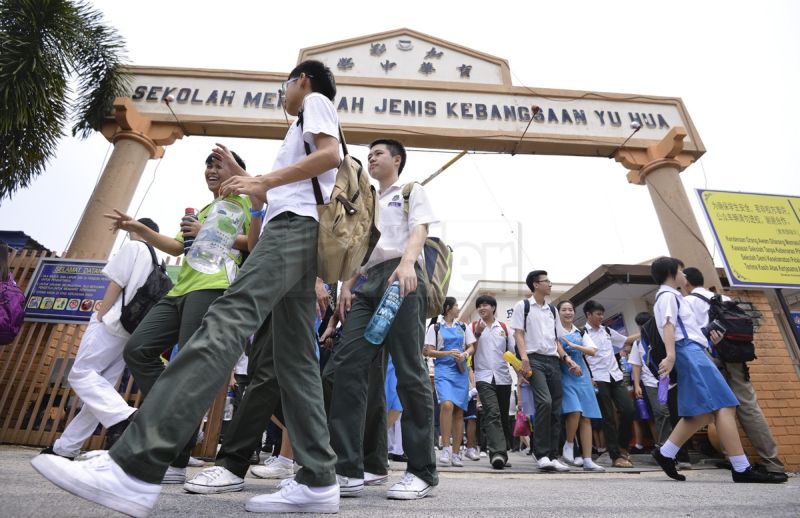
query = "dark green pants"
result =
(596, 378, 635, 461)
(528, 353, 562, 459)
(123, 289, 223, 468)
(110, 213, 336, 487)
(328, 259, 437, 486)
(475, 380, 511, 461)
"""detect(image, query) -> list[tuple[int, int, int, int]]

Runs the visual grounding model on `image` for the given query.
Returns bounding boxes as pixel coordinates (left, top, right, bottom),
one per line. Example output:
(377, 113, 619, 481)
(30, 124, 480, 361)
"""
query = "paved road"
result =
(2, 446, 797, 517)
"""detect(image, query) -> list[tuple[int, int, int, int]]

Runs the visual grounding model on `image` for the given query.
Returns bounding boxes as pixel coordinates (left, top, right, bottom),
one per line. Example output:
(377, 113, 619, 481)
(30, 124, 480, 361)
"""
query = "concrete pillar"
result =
(65, 98, 183, 259)
(615, 127, 721, 291)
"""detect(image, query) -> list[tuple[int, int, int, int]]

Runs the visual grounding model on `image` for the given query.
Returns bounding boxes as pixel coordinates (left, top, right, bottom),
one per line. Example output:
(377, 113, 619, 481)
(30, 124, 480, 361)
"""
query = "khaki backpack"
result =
(402, 182, 453, 318)
(302, 121, 380, 283)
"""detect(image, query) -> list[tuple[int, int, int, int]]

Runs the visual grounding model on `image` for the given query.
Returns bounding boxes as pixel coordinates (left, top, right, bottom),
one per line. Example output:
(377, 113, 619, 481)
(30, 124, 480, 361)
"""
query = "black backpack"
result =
(639, 291, 681, 383)
(689, 293, 756, 364)
(120, 244, 173, 334)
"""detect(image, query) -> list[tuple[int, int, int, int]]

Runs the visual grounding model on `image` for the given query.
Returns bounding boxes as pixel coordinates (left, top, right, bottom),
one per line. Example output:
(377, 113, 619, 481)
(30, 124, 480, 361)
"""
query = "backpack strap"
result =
(499, 321, 509, 348)
(523, 299, 530, 333)
(688, 292, 711, 304)
(298, 110, 348, 206)
(122, 242, 159, 306)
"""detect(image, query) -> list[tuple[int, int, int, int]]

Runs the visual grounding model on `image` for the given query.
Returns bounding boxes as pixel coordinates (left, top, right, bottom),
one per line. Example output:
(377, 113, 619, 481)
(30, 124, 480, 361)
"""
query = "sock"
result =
(660, 440, 680, 459)
(562, 442, 574, 460)
(277, 455, 293, 466)
(729, 454, 750, 473)
(635, 443, 644, 449)
(583, 458, 601, 469)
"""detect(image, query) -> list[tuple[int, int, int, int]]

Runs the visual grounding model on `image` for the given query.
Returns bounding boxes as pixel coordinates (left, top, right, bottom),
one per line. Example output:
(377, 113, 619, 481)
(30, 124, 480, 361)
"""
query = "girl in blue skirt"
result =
(650, 257, 776, 483)
(555, 301, 605, 472)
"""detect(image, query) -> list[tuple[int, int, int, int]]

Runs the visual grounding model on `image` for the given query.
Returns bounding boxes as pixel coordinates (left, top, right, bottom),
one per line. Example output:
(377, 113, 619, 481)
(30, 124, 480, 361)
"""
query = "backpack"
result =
(0, 273, 25, 345)
(120, 244, 174, 334)
(639, 291, 682, 383)
(402, 182, 453, 319)
(689, 293, 756, 363)
(471, 320, 509, 370)
(301, 118, 381, 284)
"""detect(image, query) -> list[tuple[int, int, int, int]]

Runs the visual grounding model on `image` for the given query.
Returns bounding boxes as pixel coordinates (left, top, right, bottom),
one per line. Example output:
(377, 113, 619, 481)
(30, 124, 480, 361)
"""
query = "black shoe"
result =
(105, 411, 136, 449)
(715, 460, 733, 471)
(629, 446, 648, 454)
(249, 450, 261, 465)
(651, 447, 686, 481)
(732, 465, 786, 483)
(490, 453, 505, 470)
(39, 446, 74, 460)
(388, 453, 408, 463)
(750, 464, 789, 482)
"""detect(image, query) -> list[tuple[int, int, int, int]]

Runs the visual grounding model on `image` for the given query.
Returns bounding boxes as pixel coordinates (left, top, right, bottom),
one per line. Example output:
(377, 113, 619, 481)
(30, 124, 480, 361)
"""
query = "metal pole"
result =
(420, 150, 468, 186)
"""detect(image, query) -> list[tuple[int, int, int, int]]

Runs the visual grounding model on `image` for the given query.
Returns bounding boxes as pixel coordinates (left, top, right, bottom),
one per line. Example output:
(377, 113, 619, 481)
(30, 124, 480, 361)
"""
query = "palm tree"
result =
(0, 0, 129, 200)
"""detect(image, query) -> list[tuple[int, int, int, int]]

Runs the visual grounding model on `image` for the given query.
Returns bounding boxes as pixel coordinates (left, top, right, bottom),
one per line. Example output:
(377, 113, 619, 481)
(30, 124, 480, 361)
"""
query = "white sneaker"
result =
(245, 479, 339, 513)
(364, 472, 389, 486)
(537, 456, 556, 472)
(386, 472, 432, 500)
(560, 455, 583, 467)
(31, 451, 160, 518)
(551, 458, 571, 472)
(336, 474, 364, 497)
(251, 457, 295, 479)
(479, 450, 487, 458)
(183, 466, 244, 494)
(187, 456, 205, 467)
(438, 448, 451, 466)
(162, 466, 187, 484)
(583, 459, 606, 472)
(451, 454, 464, 467)
(465, 448, 480, 461)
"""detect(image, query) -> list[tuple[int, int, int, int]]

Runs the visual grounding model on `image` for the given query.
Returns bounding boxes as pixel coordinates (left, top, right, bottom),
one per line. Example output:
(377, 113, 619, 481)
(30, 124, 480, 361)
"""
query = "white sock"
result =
(729, 454, 750, 473)
(562, 442, 574, 460)
(583, 458, 601, 469)
(660, 440, 680, 459)
(277, 455, 293, 466)
(635, 443, 644, 449)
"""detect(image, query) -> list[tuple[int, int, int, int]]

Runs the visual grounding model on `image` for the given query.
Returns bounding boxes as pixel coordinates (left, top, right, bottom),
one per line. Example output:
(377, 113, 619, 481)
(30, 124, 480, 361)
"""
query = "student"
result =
(40, 219, 160, 460)
(510, 270, 581, 472)
(32, 60, 344, 515)
(683, 267, 787, 482)
(628, 312, 673, 449)
(649, 257, 779, 483)
(327, 138, 439, 500)
(555, 301, 605, 472)
(470, 294, 515, 469)
(424, 297, 476, 468)
(582, 300, 638, 468)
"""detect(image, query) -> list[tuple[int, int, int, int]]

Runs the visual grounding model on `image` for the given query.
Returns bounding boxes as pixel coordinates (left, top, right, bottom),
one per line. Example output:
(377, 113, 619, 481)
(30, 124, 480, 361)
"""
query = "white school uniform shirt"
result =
(684, 286, 732, 329)
(583, 322, 627, 382)
(653, 285, 708, 346)
(362, 181, 438, 271)
(424, 317, 476, 351)
(556, 320, 598, 355)
(509, 297, 558, 356)
(472, 319, 516, 385)
(264, 93, 341, 224)
(101, 240, 158, 338)
(234, 353, 249, 376)
(627, 339, 659, 388)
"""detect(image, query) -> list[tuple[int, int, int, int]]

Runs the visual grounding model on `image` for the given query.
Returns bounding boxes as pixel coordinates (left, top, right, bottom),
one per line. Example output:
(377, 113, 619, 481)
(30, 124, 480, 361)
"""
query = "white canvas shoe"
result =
(251, 457, 295, 480)
(386, 472, 432, 500)
(438, 448, 451, 466)
(162, 466, 186, 484)
(451, 454, 464, 467)
(464, 448, 481, 461)
(536, 456, 556, 472)
(337, 474, 364, 497)
(364, 472, 389, 486)
(31, 451, 160, 518)
(187, 456, 205, 467)
(551, 458, 571, 472)
(245, 479, 339, 513)
(183, 466, 244, 494)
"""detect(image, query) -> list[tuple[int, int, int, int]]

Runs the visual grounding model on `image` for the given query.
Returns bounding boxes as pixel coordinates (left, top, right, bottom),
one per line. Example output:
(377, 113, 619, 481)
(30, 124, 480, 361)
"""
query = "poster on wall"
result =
(792, 312, 800, 336)
(24, 258, 110, 325)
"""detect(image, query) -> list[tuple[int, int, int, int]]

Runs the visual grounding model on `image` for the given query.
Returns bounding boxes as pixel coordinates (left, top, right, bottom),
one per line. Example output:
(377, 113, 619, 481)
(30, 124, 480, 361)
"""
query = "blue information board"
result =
(24, 258, 109, 324)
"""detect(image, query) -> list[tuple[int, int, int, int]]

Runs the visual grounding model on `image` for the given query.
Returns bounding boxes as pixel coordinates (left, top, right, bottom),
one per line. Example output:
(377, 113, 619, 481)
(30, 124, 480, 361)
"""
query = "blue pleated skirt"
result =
(675, 338, 739, 416)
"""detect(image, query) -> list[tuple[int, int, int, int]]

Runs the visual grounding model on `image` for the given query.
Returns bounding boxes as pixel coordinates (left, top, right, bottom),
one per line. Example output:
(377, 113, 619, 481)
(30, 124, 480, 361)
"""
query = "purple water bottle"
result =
(635, 397, 651, 420)
(657, 376, 669, 405)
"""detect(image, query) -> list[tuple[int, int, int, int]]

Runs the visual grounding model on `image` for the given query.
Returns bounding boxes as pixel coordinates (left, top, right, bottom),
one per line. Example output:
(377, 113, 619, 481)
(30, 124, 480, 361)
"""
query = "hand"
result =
(388, 261, 417, 297)
(458, 351, 468, 362)
(634, 385, 643, 399)
(180, 218, 201, 238)
(220, 175, 267, 201)
(658, 355, 675, 378)
(212, 143, 248, 177)
(449, 349, 461, 359)
(314, 278, 330, 319)
(321, 337, 334, 350)
(517, 403, 523, 412)
(103, 208, 140, 233)
(709, 329, 724, 345)
(567, 358, 582, 376)
(474, 319, 486, 335)
(337, 286, 354, 321)
(228, 373, 237, 391)
(319, 315, 339, 343)
(520, 359, 532, 379)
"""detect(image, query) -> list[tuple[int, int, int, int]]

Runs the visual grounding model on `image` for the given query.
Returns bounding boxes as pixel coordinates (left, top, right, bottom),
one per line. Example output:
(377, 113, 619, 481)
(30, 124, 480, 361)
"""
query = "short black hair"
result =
(475, 294, 497, 313)
(651, 256, 685, 285)
(556, 300, 574, 311)
(288, 60, 336, 101)
(683, 266, 704, 288)
(525, 270, 548, 292)
(369, 139, 407, 175)
(635, 311, 652, 327)
(206, 151, 246, 171)
(137, 218, 159, 233)
(583, 300, 604, 316)
(442, 296, 457, 316)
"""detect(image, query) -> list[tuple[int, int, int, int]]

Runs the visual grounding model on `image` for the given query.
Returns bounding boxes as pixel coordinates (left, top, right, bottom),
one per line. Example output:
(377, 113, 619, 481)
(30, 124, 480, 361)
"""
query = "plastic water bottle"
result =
(186, 199, 244, 274)
(365, 282, 404, 345)
(657, 376, 669, 405)
(223, 390, 235, 421)
(634, 397, 651, 420)
(182, 208, 198, 255)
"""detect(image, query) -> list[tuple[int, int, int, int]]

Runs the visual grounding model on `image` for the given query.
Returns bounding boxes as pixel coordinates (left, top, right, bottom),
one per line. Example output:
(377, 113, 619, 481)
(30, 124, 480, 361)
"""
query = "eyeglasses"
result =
(280, 74, 314, 94)
(535, 279, 553, 286)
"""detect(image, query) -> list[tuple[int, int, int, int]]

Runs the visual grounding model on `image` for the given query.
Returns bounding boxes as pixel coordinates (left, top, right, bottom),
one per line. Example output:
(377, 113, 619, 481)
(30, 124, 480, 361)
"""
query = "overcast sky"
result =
(1, 0, 798, 299)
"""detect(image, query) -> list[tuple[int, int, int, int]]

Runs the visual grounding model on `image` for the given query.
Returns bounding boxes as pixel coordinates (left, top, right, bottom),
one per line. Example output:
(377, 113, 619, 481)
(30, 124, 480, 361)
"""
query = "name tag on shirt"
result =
(387, 201, 402, 208)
